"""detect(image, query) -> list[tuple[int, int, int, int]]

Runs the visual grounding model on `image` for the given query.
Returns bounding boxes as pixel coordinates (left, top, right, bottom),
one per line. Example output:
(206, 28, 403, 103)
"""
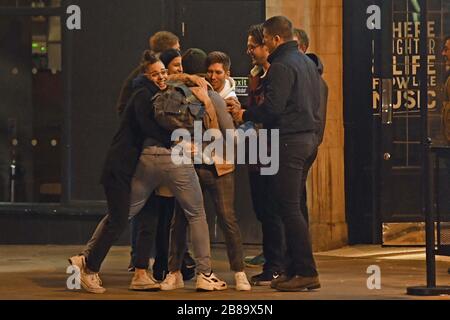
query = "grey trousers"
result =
(129, 146, 212, 274)
(169, 165, 244, 272)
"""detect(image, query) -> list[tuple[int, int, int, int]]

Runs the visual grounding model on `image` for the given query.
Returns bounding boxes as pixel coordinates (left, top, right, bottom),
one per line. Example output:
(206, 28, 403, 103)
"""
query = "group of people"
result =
(68, 15, 328, 294)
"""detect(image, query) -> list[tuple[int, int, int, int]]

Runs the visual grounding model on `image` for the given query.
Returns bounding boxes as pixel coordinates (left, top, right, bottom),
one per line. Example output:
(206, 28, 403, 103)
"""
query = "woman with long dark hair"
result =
(69, 52, 227, 293)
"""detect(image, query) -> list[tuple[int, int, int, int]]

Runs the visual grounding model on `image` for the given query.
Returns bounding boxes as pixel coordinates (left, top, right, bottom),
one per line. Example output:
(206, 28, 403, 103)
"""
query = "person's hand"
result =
(191, 87, 210, 104)
(188, 75, 208, 90)
(231, 108, 245, 124)
(225, 97, 242, 114)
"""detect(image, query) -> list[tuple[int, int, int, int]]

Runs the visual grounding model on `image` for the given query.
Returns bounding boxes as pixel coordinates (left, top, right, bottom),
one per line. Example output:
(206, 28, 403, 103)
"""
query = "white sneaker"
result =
(80, 271, 106, 294)
(235, 272, 251, 291)
(196, 272, 228, 291)
(69, 255, 103, 286)
(160, 271, 184, 291)
(130, 271, 160, 291)
(68, 255, 105, 294)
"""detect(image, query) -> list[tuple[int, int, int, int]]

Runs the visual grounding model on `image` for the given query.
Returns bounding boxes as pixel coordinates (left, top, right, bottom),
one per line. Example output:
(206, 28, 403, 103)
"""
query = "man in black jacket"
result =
(233, 16, 321, 292)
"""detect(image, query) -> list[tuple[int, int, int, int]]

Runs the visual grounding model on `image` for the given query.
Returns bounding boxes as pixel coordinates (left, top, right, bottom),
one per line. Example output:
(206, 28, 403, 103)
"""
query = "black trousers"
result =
(152, 196, 175, 273)
(248, 143, 319, 274)
(271, 132, 319, 277)
(248, 170, 285, 273)
(301, 149, 319, 225)
(132, 195, 160, 269)
(85, 183, 158, 272)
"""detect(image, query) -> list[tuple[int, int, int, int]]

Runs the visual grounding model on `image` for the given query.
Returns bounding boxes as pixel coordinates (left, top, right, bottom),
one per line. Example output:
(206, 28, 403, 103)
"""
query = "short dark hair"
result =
(445, 35, 450, 43)
(248, 24, 264, 46)
(294, 28, 309, 49)
(140, 50, 160, 73)
(263, 16, 294, 41)
(149, 31, 179, 54)
(159, 49, 181, 67)
(206, 51, 231, 72)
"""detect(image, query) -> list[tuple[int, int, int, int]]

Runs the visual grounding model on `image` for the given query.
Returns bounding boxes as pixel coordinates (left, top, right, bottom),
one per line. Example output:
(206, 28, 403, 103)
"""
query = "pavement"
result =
(0, 244, 449, 300)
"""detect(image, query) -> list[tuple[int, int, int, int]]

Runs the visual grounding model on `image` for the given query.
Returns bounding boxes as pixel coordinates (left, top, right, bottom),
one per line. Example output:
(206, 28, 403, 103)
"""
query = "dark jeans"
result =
(301, 149, 319, 225)
(131, 195, 159, 269)
(84, 192, 159, 272)
(196, 166, 245, 272)
(84, 184, 160, 272)
(85, 184, 132, 273)
(130, 195, 174, 268)
(271, 132, 319, 277)
(248, 170, 285, 273)
(152, 196, 176, 273)
(129, 194, 161, 265)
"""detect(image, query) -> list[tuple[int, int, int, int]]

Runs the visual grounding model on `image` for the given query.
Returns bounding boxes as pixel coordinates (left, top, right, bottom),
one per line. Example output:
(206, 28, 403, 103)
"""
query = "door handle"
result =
(381, 79, 393, 125)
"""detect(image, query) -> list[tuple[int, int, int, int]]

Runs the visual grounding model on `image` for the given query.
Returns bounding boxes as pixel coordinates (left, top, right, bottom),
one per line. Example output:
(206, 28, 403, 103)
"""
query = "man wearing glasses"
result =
(232, 16, 321, 292)
(238, 24, 286, 286)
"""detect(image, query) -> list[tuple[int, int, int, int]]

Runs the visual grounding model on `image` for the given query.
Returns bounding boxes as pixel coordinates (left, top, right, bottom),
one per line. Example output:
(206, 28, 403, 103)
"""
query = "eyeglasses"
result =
(147, 69, 168, 79)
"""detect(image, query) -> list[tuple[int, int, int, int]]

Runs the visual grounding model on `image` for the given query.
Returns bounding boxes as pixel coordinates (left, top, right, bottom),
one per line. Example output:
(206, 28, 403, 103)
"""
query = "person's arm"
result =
(241, 62, 295, 124)
(133, 89, 162, 139)
(191, 87, 219, 129)
(211, 93, 236, 133)
(225, 97, 243, 126)
(168, 74, 208, 89)
(203, 99, 220, 129)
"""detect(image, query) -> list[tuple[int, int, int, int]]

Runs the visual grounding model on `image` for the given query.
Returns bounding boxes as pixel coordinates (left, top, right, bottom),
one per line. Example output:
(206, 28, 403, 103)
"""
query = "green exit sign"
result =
(234, 77, 249, 97)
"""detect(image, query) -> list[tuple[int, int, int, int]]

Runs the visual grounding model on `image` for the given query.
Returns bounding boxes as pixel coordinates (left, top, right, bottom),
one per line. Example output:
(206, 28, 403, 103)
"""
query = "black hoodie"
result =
(100, 75, 171, 188)
(306, 53, 329, 145)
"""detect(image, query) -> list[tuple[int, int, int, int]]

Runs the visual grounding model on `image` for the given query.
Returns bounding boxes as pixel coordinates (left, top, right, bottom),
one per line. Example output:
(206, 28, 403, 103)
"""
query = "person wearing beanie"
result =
(182, 48, 208, 76)
(160, 49, 183, 75)
(170, 48, 252, 291)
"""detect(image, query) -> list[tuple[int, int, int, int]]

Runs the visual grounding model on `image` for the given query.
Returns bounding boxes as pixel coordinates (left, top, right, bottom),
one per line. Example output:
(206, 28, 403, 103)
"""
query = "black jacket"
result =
(100, 75, 171, 188)
(116, 65, 141, 116)
(244, 41, 321, 136)
(306, 53, 329, 145)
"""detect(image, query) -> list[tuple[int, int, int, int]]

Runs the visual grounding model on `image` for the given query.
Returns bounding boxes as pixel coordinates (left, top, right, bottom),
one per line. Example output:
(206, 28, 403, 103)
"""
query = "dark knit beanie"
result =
(160, 49, 181, 68)
(182, 48, 207, 75)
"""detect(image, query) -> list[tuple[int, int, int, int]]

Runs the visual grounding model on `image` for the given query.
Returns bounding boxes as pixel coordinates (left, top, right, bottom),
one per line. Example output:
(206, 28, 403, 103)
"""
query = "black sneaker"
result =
(251, 271, 282, 286)
(153, 268, 168, 281)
